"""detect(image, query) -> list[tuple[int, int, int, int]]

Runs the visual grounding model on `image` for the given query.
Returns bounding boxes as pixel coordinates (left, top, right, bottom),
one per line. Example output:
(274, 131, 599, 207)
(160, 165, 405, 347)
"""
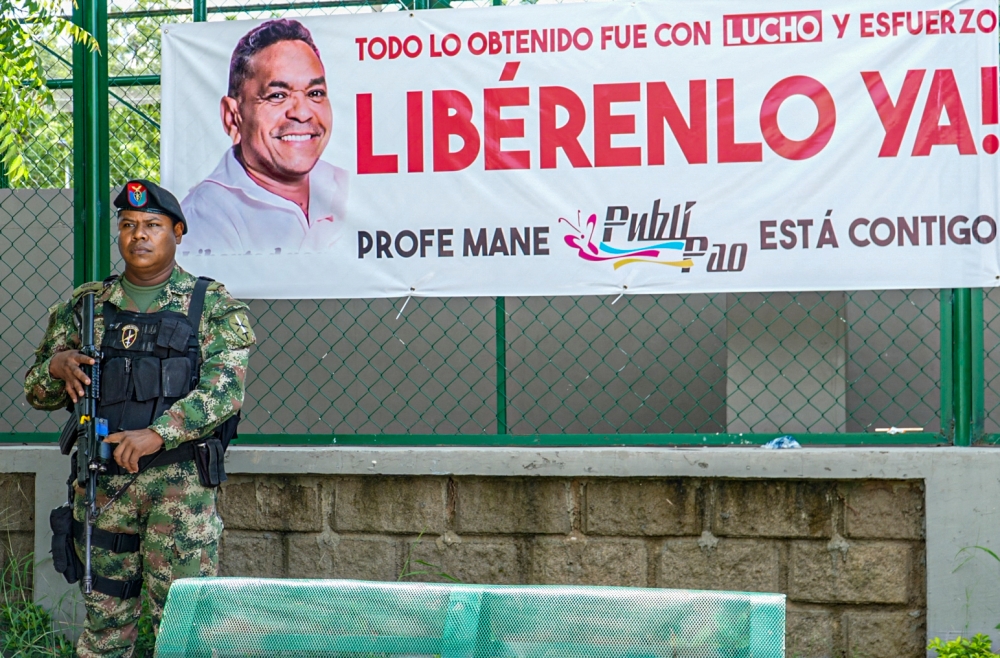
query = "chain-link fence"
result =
(0, 0, 981, 444)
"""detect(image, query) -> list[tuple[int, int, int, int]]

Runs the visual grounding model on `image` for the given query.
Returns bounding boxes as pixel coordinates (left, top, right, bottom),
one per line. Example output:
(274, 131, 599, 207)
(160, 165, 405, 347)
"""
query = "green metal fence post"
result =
(73, 0, 110, 286)
(0, 161, 9, 189)
(972, 288, 985, 442)
(495, 297, 507, 435)
(193, 0, 207, 22)
(955, 288, 973, 446)
(940, 289, 955, 442)
(72, 1, 87, 286)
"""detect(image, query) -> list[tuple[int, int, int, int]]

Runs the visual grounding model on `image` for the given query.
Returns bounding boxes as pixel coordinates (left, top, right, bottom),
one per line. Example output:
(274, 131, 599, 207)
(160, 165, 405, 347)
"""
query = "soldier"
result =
(24, 179, 256, 657)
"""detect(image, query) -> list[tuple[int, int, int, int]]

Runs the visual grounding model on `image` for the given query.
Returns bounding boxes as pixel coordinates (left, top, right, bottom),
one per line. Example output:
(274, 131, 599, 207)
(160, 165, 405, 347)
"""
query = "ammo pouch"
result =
(194, 437, 227, 488)
(49, 505, 83, 584)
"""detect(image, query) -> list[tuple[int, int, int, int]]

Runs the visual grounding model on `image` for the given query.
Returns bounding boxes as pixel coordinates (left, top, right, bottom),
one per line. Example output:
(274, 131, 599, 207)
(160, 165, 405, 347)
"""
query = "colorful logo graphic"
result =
(558, 200, 708, 271)
(127, 182, 147, 207)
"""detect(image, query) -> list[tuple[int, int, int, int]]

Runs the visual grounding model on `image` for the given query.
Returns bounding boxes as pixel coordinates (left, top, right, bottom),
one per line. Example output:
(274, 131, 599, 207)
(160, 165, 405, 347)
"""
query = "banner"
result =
(161, 0, 1000, 299)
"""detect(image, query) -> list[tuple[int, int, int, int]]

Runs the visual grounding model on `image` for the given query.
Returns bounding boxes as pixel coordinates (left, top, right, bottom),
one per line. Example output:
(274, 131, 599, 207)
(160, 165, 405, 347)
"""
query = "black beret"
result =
(113, 179, 188, 235)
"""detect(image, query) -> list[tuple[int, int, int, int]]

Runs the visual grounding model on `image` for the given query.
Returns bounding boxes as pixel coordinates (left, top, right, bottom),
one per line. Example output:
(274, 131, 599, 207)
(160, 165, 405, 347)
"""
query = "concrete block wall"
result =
(216, 475, 926, 658)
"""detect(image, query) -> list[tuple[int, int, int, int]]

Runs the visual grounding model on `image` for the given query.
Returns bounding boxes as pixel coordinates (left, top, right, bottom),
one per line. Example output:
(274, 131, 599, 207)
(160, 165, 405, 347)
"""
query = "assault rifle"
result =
(75, 291, 111, 594)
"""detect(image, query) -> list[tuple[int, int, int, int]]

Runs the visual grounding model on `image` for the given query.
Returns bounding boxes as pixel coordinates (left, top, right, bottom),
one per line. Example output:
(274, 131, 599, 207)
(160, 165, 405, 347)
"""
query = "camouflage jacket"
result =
(24, 266, 255, 451)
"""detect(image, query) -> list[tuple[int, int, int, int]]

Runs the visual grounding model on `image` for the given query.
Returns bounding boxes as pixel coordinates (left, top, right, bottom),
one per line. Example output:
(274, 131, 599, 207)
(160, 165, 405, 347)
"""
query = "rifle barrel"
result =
(79, 292, 100, 594)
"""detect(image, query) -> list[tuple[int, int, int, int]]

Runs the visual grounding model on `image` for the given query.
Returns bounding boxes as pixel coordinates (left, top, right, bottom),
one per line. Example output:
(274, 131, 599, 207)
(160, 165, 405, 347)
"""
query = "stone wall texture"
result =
(216, 475, 926, 658)
(0, 474, 36, 598)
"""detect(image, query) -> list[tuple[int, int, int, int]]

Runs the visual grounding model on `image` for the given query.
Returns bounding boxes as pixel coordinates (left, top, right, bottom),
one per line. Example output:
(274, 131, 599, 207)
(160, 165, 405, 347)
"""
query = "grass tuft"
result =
(0, 550, 74, 658)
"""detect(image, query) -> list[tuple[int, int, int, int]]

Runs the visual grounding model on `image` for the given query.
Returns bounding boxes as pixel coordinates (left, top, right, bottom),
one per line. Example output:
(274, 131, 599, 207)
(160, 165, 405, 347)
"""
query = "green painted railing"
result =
(0, 0, 992, 448)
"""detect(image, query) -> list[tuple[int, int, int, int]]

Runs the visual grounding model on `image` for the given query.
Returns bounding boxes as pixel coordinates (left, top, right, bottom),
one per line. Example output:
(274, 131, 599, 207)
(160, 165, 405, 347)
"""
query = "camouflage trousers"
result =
(72, 459, 223, 658)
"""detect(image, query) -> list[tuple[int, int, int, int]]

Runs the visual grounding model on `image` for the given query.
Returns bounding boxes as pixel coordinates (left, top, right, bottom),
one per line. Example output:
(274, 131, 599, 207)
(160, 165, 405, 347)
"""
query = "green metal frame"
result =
(939, 288, 986, 446)
(4, 0, 985, 449)
(1, 432, 946, 446)
(73, 0, 110, 286)
(495, 297, 507, 435)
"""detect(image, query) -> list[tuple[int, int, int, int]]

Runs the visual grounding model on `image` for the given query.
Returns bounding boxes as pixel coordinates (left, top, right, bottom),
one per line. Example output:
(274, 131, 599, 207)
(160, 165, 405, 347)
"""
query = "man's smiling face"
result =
(233, 39, 332, 182)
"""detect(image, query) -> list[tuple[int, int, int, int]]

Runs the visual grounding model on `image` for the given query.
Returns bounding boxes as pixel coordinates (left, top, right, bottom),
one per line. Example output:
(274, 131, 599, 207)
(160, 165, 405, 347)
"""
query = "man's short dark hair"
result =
(228, 19, 321, 99)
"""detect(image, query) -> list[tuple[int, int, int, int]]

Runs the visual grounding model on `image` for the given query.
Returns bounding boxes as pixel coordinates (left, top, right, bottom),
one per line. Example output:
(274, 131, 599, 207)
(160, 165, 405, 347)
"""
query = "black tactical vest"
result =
(96, 277, 210, 433)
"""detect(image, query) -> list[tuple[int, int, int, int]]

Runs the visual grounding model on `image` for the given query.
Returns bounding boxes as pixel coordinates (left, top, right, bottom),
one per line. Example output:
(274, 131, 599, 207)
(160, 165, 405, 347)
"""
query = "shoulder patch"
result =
(227, 312, 252, 338)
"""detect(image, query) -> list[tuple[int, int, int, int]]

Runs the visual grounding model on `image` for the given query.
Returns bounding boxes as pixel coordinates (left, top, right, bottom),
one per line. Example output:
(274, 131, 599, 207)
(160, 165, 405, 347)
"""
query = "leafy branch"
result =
(0, 0, 97, 184)
(929, 634, 1000, 658)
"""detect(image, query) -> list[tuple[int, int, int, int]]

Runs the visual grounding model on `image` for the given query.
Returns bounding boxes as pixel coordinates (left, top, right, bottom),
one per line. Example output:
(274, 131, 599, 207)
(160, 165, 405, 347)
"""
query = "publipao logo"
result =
(559, 200, 720, 272)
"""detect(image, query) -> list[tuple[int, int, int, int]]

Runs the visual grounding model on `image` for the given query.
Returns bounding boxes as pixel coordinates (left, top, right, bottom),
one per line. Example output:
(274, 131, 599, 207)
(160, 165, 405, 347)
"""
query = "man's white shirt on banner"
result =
(180, 147, 348, 256)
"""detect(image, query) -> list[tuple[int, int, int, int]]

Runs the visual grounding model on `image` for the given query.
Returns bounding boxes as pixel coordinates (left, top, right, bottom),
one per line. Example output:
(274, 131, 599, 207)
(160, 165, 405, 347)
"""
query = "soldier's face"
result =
(229, 40, 332, 182)
(117, 210, 183, 273)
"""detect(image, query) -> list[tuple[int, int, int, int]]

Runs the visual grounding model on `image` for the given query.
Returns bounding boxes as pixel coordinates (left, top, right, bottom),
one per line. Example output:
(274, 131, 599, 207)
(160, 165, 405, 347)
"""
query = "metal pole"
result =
(955, 288, 973, 446)
(0, 160, 9, 188)
(74, 0, 110, 285)
(95, 0, 110, 281)
(84, 0, 101, 284)
(939, 289, 954, 442)
(72, 0, 87, 286)
(972, 288, 985, 442)
(495, 297, 507, 435)
(193, 0, 207, 22)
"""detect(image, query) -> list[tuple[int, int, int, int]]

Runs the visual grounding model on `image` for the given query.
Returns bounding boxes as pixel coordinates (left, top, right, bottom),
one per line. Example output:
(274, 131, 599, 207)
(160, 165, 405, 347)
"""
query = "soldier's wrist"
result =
(149, 420, 182, 451)
(42, 356, 67, 388)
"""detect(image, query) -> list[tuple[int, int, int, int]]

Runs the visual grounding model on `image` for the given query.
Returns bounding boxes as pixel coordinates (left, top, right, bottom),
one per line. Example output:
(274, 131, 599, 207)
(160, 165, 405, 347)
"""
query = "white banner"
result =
(162, 0, 1000, 299)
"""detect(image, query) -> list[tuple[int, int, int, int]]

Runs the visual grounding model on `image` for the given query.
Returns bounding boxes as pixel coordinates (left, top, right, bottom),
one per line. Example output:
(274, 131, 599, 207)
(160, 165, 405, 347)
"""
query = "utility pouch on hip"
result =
(49, 505, 83, 584)
(194, 438, 227, 488)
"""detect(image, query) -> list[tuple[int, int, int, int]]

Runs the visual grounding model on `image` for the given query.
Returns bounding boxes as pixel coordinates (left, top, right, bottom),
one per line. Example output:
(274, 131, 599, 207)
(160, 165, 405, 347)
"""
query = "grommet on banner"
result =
(396, 288, 416, 320)
(612, 285, 628, 305)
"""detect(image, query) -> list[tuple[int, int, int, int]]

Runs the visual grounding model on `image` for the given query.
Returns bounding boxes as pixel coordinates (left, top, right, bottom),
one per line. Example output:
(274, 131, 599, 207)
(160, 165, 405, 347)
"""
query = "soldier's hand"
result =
(104, 429, 165, 474)
(48, 350, 95, 403)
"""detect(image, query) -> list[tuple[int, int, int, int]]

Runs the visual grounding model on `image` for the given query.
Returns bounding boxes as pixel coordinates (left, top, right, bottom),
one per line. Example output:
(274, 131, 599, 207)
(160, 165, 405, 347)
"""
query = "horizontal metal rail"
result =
(46, 74, 160, 89)
(0, 433, 948, 446)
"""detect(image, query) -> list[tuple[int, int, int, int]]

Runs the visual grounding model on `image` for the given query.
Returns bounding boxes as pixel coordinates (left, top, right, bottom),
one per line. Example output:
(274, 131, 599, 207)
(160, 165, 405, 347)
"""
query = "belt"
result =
(75, 440, 197, 477)
(104, 440, 197, 476)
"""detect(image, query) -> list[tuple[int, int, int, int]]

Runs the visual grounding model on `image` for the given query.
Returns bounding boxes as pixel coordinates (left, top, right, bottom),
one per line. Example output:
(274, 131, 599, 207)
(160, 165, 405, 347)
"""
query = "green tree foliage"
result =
(104, 6, 165, 184)
(0, 0, 96, 184)
(5, 1, 163, 189)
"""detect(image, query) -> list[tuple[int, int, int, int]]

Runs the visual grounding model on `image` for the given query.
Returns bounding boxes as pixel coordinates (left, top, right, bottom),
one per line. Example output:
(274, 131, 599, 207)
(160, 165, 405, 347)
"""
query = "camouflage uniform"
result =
(24, 266, 255, 658)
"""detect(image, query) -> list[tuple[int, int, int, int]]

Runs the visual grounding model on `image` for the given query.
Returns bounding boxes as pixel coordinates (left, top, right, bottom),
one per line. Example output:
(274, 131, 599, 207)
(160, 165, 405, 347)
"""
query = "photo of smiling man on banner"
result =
(181, 18, 349, 256)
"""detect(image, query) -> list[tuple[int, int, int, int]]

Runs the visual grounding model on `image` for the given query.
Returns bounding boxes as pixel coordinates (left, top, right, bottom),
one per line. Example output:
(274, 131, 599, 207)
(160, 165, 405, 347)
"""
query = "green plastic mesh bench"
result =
(154, 578, 785, 657)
